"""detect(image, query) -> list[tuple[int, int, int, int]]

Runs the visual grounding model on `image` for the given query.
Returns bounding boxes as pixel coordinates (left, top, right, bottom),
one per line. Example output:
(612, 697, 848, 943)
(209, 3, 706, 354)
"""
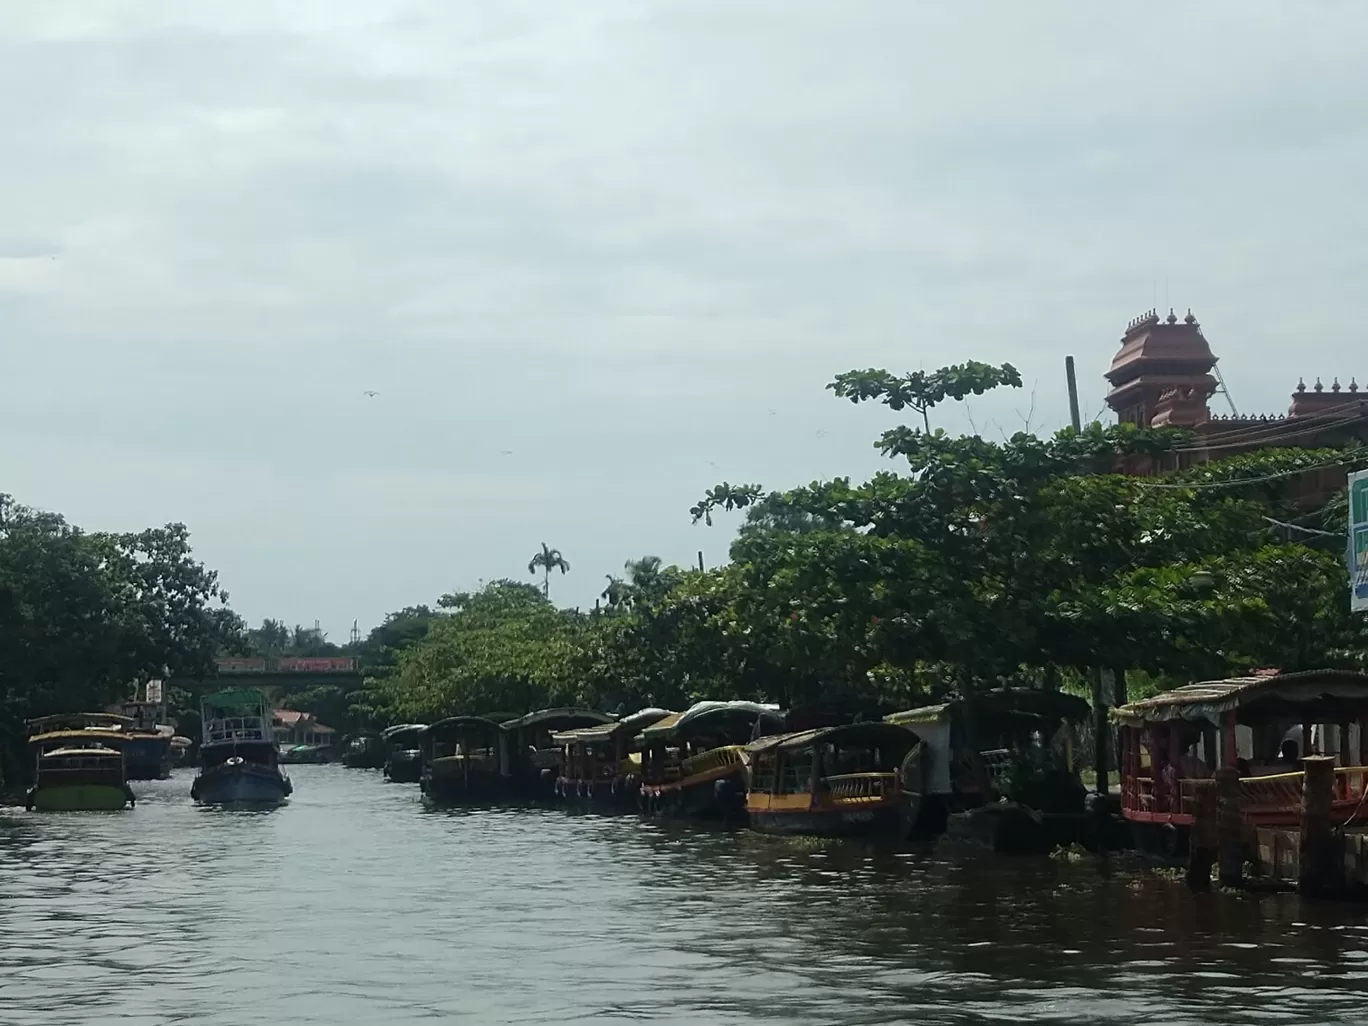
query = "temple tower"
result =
(1104, 308, 1218, 428)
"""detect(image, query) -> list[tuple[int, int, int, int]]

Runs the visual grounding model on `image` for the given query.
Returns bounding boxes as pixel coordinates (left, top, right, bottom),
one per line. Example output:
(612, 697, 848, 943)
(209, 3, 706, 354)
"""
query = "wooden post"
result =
(1215, 766, 1244, 888)
(1299, 755, 1338, 897)
(1187, 779, 1218, 891)
(1092, 668, 1109, 795)
(1223, 710, 1238, 770)
(1065, 356, 1082, 431)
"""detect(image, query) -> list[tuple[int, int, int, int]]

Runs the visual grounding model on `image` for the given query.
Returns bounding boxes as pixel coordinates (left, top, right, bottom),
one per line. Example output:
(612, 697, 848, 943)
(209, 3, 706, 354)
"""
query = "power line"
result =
(1137, 455, 1364, 491)
(1261, 516, 1341, 539)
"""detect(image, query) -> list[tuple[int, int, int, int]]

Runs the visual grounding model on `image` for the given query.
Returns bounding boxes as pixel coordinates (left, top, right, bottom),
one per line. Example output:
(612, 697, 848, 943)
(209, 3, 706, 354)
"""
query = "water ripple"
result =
(3, 767, 1368, 1024)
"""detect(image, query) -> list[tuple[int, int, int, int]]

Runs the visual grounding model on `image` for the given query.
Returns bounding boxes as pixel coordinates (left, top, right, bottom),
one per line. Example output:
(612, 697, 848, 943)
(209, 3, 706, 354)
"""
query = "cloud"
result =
(2, 1, 1366, 631)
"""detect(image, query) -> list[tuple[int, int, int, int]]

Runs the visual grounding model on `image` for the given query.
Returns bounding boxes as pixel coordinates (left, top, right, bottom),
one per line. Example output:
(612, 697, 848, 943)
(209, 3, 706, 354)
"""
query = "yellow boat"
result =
(26, 729, 136, 811)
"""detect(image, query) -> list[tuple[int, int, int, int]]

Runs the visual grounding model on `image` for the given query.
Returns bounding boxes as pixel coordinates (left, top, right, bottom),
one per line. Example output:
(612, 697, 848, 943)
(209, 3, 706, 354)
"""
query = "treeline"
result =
(355, 362, 1367, 726)
(5, 359, 1365, 782)
(0, 496, 241, 786)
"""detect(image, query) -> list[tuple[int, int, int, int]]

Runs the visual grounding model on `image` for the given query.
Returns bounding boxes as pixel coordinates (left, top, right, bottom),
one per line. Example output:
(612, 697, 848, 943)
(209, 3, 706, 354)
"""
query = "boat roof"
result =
(29, 729, 131, 746)
(382, 723, 428, 741)
(203, 688, 267, 712)
(887, 689, 1091, 728)
(783, 699, 894, 733)
(640, 701, 783, 741)
(1114, 669, 1368, 727)
(746, 721, 919, 755)
(26, 711, 134, 731)
(501, 708, 615, 732)
(422, 715, 504, 737)
(552, 708, 673, 745)
(41, 745, 122, 758)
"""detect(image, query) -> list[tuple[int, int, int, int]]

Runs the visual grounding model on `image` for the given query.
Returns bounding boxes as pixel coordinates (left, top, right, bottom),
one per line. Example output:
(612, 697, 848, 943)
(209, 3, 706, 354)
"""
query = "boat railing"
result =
(679, 745, 745, 780)
(821, 772, 899, 800)
(1239, 766, 1368, 817)
(205, 717, 269, 744)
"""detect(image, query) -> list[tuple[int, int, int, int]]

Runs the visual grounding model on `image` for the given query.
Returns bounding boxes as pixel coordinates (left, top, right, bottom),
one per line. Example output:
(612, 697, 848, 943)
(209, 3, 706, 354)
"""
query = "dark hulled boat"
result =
(382, 723, 427, 783)
(190, 689, 292, 804)
(502, 708, 616, 799)
(420, 716, 508, 802)
(341, 733, 386, 769)
(24, 719, 138, 811)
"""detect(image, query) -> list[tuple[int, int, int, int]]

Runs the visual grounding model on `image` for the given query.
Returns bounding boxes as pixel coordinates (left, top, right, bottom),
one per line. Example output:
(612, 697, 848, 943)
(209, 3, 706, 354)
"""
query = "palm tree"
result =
(527, 542, 570, 599)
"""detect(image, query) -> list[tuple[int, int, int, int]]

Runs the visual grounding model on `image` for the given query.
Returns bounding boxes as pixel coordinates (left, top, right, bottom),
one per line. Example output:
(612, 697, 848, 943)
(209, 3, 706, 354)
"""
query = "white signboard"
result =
(146, 679, 164, 704)
(1351, 470, 1368, 613)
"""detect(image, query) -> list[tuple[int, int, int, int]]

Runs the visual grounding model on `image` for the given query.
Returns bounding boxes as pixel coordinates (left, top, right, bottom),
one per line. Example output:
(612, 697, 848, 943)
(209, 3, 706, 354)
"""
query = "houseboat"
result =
(420, 716, 508, 802)
(341, 733, 386, 769)
(1114, 669, 1368, 858)
(639, 701, 784, 822)
(109, 701, 176, 780)
(190, 689, 293, 804)
(553, 708, 672, 806)
(24, 719, 137, 811)
(886, 688, 1090, 836)
(501, 708, 616, 799)
(382, 723, 427, 783)
(744, 722, 924, 839)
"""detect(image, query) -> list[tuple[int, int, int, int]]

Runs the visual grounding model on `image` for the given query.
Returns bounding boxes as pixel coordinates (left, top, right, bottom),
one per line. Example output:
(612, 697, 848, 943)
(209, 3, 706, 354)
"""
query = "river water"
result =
(2, 767, 1367, 1025)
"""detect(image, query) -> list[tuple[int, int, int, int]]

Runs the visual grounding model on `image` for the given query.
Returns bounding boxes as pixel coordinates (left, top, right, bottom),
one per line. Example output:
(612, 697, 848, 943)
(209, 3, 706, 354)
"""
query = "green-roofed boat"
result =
(190, 688, 292, 804)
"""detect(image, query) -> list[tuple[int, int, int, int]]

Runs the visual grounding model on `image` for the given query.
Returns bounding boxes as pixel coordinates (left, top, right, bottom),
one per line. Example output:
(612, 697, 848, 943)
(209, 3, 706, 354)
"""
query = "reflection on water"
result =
(3, 766, 1368, 1025)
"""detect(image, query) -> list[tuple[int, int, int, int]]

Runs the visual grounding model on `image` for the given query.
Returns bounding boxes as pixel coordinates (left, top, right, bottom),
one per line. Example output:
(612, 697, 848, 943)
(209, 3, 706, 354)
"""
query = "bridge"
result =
(168, 657, 366, 709)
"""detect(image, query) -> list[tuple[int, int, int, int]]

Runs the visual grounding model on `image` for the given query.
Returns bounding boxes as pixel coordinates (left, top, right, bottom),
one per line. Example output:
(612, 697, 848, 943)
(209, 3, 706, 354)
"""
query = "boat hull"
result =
(27, 783, 133, 812)
(192, 764, 292, 804)
(749, 801, 915, 840)
(385, 753, 423, 783)
(421, 760, 506, 803)
(122, 736, 172, 780)
(643, 767, 748, 824)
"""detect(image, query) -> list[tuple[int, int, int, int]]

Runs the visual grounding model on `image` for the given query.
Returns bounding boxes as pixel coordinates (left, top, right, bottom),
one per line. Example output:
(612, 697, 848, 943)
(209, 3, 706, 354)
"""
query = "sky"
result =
(3, 2, 1367, 641)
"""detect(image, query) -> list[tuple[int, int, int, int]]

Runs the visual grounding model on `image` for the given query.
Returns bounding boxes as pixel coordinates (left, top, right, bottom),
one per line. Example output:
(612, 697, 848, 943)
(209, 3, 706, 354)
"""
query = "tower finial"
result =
(1166, 308, 1178, 324)
(1296, 377, 1307, 393)
(1332, 376, 1342, 393)
(1184, 308, 1196, 324)
(1314, 376, 1324, 392)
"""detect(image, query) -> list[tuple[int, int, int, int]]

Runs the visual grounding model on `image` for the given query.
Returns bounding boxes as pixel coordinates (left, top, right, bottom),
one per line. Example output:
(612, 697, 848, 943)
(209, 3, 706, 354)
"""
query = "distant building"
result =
(273, 709, 336, 748)
(1104, 308, 1368, 502)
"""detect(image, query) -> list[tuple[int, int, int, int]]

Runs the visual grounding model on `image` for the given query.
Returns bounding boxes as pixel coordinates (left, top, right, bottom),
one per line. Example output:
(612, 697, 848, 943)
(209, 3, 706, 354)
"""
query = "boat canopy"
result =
(639, 701, 783, 742)
(746, 721, 919, 757)
(382, 723, 428, 743)
(40, 745, 123, 759)
(1113, 669, 1368, 728)
(887, 689, 1090, 730)
(25, 712, 135, 733)
(29, 729, 132, 747)
(551, 708, 673, 746)
(501, 708, 615, 733)
(422, 716, 504, 739)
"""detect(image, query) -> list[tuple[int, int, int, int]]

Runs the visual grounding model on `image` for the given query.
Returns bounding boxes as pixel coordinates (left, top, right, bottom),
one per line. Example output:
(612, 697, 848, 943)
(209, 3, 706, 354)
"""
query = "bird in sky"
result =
(363, 390, 379, 398)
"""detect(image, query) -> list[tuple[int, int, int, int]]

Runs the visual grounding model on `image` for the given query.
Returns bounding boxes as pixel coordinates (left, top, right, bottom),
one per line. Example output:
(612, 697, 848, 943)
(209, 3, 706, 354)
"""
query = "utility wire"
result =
(1260, 516, 1341, 539)
(1137, 456, 1365, 490)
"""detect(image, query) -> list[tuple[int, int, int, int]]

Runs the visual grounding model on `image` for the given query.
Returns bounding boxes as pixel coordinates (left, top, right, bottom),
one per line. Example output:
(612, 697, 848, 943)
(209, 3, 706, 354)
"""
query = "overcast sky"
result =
(3, 2, 1366, 640)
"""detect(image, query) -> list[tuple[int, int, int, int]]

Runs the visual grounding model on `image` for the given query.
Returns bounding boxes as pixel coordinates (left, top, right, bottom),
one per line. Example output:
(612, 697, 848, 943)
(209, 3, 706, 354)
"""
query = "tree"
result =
(828, 360, 1023, 432)
(527, 542, 571, 599)
(0, 495, 241, 785)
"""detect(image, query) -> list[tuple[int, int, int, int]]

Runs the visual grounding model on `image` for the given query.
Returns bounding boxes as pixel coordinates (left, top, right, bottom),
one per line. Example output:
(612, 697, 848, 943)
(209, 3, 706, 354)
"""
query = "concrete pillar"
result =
(1299, 755, 1339, 897)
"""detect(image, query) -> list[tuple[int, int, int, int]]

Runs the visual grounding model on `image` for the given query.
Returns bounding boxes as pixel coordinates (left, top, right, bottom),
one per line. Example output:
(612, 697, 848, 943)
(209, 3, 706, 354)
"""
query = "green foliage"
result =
(0, 494, 241, 785)
(828, 360, 1024, 431)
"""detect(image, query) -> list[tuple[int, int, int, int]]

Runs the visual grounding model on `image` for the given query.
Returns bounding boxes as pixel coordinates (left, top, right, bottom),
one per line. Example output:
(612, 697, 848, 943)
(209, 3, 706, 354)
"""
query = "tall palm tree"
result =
(527, 542, 570, 599)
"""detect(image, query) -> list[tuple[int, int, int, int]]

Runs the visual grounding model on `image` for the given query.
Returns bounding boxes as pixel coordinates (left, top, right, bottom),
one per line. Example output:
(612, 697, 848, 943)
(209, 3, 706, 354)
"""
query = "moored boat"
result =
(340, 733, 386, 769)
(24, 722, 137, 811)
(420, 716, 508, 802)
(553, 708, 672, 806)
(639, 701, 784, 822)
(501, 708, 616, 799)
(1114, 669, 1368, 860)
(190, 689, 292, 804)
(382, 723, 427, 783)
(745, 722, 924, 839)
(886, 689, 1090, 839)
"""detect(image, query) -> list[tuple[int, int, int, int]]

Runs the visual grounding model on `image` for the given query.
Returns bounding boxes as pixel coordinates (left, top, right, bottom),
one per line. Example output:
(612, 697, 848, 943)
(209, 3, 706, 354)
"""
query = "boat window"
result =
(750, 754, 777, 793)
(779, 752, 814, 794)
